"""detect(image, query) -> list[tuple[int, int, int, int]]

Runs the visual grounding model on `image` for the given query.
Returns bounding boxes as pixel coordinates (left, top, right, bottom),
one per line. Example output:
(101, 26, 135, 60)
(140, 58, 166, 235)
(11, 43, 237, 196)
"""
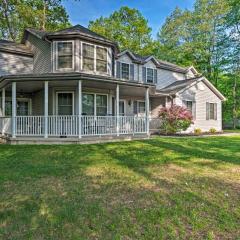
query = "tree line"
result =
(0, 0, 239, 128)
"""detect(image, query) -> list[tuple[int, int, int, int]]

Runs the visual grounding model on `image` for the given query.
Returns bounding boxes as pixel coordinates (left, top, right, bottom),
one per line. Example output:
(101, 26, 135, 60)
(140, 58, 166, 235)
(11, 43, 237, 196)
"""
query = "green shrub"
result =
(194, 128, 202, 135)
(209, 128, 217, 134)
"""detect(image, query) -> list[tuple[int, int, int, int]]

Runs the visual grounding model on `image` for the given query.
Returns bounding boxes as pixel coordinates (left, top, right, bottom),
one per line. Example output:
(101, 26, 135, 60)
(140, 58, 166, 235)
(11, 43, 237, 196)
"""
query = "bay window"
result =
(82, 43, 95, 71)
(96, 46, 107, 73)
(82, 43, 108, 74)
(57, 41, 73, 70)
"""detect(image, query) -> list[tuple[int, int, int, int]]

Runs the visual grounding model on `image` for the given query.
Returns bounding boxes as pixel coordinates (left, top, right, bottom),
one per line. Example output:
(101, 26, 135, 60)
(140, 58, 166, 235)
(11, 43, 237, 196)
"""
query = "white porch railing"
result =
(0, 116, 148, 137)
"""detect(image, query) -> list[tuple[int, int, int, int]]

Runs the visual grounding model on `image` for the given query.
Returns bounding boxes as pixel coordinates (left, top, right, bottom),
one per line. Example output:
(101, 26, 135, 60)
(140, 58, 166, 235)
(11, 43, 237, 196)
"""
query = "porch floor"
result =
(0, 134, 149, 145)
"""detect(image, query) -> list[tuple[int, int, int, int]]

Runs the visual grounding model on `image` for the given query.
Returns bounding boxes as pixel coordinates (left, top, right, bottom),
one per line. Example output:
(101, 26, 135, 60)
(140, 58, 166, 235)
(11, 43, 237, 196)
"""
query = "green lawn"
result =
(224, 129, 240, 133)
(0, 137, 240, 240)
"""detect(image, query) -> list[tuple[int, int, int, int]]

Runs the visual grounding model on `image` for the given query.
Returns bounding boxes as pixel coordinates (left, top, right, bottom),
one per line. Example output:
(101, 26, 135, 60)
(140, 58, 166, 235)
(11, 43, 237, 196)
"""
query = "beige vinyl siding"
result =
(176, 81, 222, 132)
(0, 52, 33, 75)
(150, 97, 166, 118)
(32, 90, 44, 115)
(25, 34, 51, 73)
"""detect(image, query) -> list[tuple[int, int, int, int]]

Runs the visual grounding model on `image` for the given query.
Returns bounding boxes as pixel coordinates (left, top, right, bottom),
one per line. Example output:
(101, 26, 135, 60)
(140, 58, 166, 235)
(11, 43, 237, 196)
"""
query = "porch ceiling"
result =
(4, 79, 154, 97)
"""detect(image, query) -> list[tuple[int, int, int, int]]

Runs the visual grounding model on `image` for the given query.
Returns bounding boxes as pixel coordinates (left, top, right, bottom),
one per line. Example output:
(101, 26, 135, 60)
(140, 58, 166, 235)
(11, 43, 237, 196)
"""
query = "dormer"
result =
(116, 50, 158, 84)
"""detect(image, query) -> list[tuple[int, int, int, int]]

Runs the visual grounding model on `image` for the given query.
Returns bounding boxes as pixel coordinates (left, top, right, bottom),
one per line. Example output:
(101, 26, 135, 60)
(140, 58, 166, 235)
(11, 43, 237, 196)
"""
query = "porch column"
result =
(1, 88, 5, 116)
(145, 87, 150, 136)
(78, 80, 82, 138)
(116, 84, 120, 136)
(12, 82, 16, 138)
(44, 81, 48, 138)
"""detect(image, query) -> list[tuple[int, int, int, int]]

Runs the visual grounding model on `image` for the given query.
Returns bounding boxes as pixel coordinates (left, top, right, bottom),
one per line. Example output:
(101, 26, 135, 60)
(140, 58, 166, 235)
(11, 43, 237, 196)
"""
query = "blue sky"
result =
(63, 0, 195, 38)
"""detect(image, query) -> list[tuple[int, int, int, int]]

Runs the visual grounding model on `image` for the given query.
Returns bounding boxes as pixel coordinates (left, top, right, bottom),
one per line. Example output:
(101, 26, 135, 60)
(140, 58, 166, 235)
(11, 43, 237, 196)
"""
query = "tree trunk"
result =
(2, 0, 16, 41)
(41, 0, 47, 30)
(232, 75, 237, 129)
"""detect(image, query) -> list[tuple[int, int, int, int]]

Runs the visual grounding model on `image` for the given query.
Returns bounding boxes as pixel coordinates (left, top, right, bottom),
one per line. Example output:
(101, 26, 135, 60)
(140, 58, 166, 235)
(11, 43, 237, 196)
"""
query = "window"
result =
(119, 100, 125, 116)
(186, 101, 193, 113)
(121, 63, 130, 80)
(207, 102, 217, 120)
(147, 68, 154, 83)
(57, 92, 74, 115)
(82, 93, 94, 115)
(96, 47, 107, 73)
(138, 101, 145, 114)
(96, 95, 107, 116)
(57, 42, 73, 70)
(82, 43, 108, 74)
(5, 99, 31, 116)
(82, 93, 108, 116)
(82, 43, 94, 71)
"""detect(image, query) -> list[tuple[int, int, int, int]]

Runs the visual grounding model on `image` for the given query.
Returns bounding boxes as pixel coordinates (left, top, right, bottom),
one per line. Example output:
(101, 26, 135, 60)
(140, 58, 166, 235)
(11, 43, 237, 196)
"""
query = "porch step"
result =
(2, 134, 149, 145)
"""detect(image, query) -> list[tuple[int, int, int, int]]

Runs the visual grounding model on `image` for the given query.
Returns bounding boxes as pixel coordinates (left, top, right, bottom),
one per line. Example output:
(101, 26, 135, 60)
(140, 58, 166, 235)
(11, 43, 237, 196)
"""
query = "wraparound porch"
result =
(0, 74, 154, 140)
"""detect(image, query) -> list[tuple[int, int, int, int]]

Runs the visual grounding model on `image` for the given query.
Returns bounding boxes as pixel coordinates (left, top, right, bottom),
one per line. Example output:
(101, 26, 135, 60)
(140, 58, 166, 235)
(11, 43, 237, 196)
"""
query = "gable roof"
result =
(157, 76, 226, 101)
(0, 39, 33, 57)
(117, 50, 188, 73)
(157, 77, 201, 95)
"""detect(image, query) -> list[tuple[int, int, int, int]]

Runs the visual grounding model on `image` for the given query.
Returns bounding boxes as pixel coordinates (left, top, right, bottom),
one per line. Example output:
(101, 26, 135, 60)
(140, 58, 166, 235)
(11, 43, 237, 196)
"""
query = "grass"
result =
(0, 136, 240, 240)
(224, 129, 240, 133)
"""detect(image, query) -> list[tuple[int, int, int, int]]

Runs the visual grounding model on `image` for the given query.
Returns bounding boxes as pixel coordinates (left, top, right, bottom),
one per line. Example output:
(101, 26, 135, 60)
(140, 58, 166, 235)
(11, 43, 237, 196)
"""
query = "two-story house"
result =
(0, 25, 225, 143)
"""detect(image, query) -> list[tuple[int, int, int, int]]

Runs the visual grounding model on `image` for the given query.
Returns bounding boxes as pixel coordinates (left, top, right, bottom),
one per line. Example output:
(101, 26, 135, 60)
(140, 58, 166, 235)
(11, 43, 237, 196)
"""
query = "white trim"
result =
(56, 91, 75, 115)
(55, 40, 75, 72)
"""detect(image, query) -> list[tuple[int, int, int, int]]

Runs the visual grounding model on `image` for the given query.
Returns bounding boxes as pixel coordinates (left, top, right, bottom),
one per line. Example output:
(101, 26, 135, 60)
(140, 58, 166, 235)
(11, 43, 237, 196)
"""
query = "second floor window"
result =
(82, 43, 108, 74)
(57, 42, 73, 70)
(147, 68, 154, 83)
(82, 43, 95, 71)
(96, 47, 107, 73)
(121, 63, 130, 80)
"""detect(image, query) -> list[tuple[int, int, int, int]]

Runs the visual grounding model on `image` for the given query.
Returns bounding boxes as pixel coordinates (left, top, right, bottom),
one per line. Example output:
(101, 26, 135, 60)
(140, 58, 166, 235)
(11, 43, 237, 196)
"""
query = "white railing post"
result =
(44, 81, 48, 138)
(12, 82, 16, 138)
(145, 87, 150, 136)
(116, 84, 120, 136)
(78, 80, 82, 138)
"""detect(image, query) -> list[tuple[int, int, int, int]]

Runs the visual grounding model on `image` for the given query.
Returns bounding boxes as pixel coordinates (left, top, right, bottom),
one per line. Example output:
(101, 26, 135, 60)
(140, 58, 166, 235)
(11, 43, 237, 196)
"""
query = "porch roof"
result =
(0, 72, 156, 97)
(0, 72, 155, 88)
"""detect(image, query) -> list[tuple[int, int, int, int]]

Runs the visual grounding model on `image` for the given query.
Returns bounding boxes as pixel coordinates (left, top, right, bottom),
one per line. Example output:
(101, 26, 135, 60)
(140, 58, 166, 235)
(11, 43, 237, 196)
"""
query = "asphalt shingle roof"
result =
(157, 77, 202, 94)
(0, 39, 32, 56)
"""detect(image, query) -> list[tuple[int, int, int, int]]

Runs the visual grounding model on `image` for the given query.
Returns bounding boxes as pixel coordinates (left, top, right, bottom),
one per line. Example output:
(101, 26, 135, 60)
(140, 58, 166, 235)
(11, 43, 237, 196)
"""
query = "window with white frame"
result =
(146, 68, 154, 83)
(96, 94, 107, 116)
(121, 63, 130, 80)
(82, 43, 108, 74)
(186, 101, 193, 113)
(57, 92, 74, 115)
(138, 101, 145, 114)
(57, 42, 73, 70)
(96, 46, 107, 73)
(207, 102, 217, 120)
(82, 43, 95, 71)
(82, 93, 108, 116)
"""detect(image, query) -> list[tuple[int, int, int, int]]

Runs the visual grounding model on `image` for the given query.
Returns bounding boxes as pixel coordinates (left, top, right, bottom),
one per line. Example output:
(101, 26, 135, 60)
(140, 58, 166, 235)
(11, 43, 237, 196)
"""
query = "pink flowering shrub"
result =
(159, 105, 193, 134)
